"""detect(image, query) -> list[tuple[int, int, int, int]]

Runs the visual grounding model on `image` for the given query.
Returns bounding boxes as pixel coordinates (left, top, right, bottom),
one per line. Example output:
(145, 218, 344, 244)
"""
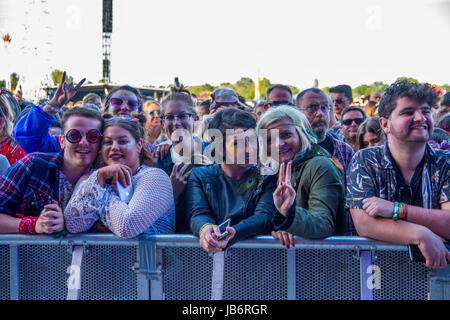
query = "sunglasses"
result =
(342, 118, 364, 126)
(161, 113, 193, 122)
(110, 97, 140, 110)
(65, 129, 102, 144)
(334, 98, 345, 105)
(268, 101, 293, 108)
(149, 110, 161, 117)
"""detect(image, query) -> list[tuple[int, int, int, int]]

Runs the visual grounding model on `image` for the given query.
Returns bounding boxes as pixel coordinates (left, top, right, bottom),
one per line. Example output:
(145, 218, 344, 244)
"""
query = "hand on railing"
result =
(271, 231, 295, 249)
(35, 200, 64, 234)
(417, 228, 450, 269)
(200, 224, 236, 253)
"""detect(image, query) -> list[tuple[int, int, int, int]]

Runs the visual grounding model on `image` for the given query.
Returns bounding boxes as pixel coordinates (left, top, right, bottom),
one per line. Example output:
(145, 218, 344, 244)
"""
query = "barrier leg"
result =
(287, 248, 296, 300)
(429, 266, 450, 300)
(359, 250, 374, 300)
(67, 245, 85, 300)
(211, 251, 225, 300)
(9, 244, 19, 300)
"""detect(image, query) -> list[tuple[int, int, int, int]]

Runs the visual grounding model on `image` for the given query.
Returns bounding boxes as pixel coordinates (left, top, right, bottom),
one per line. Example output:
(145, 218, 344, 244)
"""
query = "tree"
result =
(395, 77, 419, 84)
(51, 69, 73, 86)
(0, 80, 5, 89)
(10, 72, 19, 91)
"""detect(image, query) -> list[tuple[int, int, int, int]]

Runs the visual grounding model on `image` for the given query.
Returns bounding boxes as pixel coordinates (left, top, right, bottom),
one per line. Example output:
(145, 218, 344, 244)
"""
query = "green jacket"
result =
(273, 144, 347, 238)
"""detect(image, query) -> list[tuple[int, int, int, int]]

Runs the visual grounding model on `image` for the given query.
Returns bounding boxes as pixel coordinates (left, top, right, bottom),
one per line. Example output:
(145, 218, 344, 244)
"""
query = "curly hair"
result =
(378, 81, 440, 119)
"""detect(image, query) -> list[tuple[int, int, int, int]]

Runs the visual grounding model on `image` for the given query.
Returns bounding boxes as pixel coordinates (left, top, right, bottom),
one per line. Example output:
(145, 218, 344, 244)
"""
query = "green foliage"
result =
(51, 69, 73, 86)
(0, 80, 5, 89)
(395, 77, 419, 84)
(10, 73, 19, 90)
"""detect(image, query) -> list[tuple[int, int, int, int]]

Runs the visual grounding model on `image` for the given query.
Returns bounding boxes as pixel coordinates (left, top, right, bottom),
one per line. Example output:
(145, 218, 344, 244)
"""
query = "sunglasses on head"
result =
(110, 97, 140, 110)
(342, 118, 364, 126)
(65, 129, 102, 144)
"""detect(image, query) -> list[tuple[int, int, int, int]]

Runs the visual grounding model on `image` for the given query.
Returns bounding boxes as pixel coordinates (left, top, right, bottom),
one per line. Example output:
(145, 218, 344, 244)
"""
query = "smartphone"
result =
(116, 171, 133, 203)
(408, 242, 450, 263)
(217, 218, 231, 240)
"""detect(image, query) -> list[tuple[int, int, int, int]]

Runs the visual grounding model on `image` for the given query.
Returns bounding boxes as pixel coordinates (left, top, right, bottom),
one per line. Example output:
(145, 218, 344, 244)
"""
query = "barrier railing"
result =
(0, 234, 449, 300)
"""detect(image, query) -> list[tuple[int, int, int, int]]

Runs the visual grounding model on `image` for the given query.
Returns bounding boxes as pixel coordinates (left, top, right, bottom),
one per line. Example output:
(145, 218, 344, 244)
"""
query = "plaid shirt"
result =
(0, 151, 63, 217)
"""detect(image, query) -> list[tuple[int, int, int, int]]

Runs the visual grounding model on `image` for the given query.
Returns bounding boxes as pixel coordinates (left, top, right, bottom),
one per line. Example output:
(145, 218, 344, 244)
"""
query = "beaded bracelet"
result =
(392, 202, 400, 221)
(18, 216, 38, 235)
(42, 101, 62, 115)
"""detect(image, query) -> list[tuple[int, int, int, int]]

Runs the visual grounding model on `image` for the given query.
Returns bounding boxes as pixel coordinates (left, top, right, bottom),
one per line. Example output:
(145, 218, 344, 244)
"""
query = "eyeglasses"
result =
(161, 113, 193, 122)
(268, 101, 293, 108)
(149, 110, 161, 117)
(65, 129, 102, 144)
(110, 97, 140, 110)
(334, 98, 345, 105)
(342, 118, 364, 126)
(300, 105, 330, 114)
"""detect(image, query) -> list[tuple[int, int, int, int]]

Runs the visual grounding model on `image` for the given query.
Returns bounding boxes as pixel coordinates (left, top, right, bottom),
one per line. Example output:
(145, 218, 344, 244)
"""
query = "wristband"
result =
(392, 202, 400, 221)
(18, 216, 38, 235)
(199, 223, 213, 236)
(399, 203, 407, 220)
(42, 101, 62, 115)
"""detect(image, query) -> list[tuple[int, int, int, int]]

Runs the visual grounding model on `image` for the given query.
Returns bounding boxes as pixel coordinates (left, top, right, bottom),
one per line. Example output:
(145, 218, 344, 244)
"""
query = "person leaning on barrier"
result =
(155, 84, 212, 233)
(346, 81, 450, 269)
(64, 115, 175, 238)
(0, 106, 104, 235)
(256, 106, 347, 248)
(13, 72, 85, 154)
(187, 108, 277, 253)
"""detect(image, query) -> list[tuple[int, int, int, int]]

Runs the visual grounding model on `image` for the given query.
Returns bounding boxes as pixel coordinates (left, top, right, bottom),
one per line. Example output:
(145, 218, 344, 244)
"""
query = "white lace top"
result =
(64, 165, 175, 238)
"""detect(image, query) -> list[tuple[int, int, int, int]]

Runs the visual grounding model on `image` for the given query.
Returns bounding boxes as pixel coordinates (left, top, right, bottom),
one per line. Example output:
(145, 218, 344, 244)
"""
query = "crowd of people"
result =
(0, 74, 449, 269)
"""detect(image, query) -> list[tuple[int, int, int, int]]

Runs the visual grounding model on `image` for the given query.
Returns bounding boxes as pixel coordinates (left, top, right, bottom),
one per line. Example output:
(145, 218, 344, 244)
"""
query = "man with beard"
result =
(296, 88, 354, 181)
(346, 81, 450, 269)
(296, 88, 356, 234)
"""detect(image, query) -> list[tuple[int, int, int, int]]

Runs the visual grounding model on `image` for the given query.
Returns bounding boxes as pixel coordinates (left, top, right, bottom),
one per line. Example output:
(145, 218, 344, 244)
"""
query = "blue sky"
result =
(1, 0, 449, 98)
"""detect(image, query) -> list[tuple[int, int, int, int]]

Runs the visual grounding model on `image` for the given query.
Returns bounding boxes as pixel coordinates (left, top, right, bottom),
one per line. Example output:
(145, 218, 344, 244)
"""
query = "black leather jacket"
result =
(186, 164, 276, 246)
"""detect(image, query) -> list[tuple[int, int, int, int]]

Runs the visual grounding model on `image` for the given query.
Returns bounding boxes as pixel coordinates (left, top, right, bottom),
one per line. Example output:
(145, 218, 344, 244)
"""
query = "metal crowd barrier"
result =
(0, 234, 449, 300)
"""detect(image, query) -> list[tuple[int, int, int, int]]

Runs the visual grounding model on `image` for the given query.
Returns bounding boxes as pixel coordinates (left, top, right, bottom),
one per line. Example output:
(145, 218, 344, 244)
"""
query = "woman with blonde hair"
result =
(256, 106, 347, 247)
(0, 89, 26, 164)
(143, 100, 164, 152)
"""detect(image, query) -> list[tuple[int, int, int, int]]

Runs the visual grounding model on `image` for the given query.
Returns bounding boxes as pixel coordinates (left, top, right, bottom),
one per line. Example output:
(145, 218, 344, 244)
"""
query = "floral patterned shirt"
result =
(346, 143, 450, 210)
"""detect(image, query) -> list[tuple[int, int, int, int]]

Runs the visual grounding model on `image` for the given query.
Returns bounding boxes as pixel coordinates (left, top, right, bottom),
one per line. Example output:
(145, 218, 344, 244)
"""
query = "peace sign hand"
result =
(48, 71, 86, 110)
(273, 161, 296, 217)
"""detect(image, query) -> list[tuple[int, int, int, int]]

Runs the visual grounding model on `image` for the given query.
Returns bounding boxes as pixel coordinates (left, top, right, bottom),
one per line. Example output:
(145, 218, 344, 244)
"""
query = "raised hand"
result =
(48, 71, 85, 110)
(273, 161, 296, 216)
